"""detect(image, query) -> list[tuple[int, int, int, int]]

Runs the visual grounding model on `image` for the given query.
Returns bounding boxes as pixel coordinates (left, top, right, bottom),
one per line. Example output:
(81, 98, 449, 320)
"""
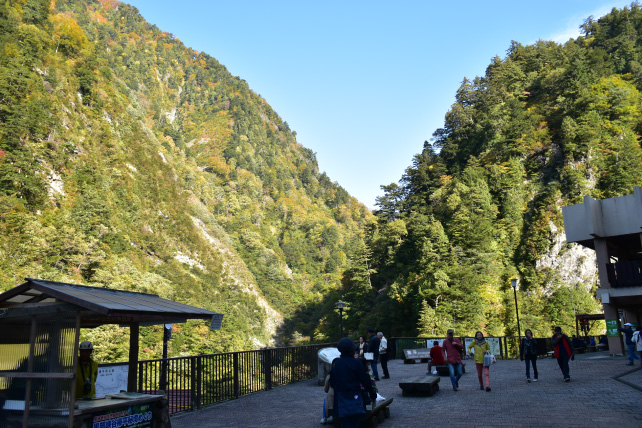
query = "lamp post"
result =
(336, 301, 346, 339)
(511, 278, 522, 339)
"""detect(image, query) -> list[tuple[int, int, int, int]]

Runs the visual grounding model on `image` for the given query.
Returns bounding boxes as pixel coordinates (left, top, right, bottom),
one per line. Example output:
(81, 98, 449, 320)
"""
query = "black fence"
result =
(138, 343, 333, 414)
(391, 335, 603, 360)
(392, 336, 553, 360)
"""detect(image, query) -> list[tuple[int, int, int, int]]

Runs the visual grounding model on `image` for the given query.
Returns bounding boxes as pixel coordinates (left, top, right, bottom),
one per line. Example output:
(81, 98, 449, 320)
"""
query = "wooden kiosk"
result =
(0, 278, 222, 428)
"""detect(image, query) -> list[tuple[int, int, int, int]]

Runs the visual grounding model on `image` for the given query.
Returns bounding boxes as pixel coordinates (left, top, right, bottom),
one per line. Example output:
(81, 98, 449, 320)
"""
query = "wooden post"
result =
(264, 348, 272, 390)
(233, 353, 239, 398)
(128, 322, 140, 392)
(68, 312, 81, 428)
(23, 317, 37, 428)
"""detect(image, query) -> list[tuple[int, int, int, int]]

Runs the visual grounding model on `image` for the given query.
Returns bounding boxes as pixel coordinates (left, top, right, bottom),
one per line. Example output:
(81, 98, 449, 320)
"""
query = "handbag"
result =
(483, 352, 493, 367)
(336, 390, 365, 418)
(363, 352, 374, 361)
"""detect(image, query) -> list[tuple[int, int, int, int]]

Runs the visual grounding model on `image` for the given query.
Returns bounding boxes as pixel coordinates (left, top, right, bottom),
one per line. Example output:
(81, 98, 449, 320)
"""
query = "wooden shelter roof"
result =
(0, 278, 221, 327)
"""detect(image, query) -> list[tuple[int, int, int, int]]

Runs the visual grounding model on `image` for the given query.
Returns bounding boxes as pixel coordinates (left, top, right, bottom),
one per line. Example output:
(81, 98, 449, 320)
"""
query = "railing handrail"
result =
(139, 342, 336, 364)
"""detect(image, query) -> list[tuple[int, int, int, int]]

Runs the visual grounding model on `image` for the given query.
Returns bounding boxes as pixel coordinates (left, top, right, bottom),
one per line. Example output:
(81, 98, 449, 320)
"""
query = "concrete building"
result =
(562, 186, 642, 355)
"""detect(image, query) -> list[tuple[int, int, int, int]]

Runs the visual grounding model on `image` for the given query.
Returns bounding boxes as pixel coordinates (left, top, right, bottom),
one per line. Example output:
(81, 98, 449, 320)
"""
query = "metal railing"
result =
(138, 343, 333, 415)
(391, 336, 557, 360)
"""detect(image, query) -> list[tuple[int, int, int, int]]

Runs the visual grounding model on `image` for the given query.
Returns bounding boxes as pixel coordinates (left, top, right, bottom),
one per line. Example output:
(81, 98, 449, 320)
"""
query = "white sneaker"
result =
(321, 418, 326, 424)
(533, 378, 538, 382)
(327, 416, 333, 423)
(527, 378, 531, 383)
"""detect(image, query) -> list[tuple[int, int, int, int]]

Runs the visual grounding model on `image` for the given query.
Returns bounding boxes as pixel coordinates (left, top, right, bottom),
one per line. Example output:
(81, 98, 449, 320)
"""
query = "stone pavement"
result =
(171, 352, 642, 428)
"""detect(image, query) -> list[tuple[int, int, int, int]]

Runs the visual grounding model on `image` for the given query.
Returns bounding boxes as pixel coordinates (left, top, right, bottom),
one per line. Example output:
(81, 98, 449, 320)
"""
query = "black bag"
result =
(336, 390, 366, 418)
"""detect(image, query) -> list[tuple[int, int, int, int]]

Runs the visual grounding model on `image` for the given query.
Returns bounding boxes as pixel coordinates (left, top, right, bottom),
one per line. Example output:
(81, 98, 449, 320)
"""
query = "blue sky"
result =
(129, 0, 634, 209)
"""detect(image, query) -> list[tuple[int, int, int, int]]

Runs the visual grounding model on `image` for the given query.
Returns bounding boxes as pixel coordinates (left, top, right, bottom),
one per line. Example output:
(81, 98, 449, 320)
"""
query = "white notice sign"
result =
(95, 364, 129, 396)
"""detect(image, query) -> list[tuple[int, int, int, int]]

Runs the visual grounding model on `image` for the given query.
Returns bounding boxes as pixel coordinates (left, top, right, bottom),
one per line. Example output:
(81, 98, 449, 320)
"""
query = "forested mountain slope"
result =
(328, 4, 642, 340)
(0, 0, 371, 359)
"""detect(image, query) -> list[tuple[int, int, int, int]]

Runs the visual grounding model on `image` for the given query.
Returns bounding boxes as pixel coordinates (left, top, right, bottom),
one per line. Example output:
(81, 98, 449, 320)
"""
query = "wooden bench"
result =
(398, 375, 440, 397)
(331, 398, 393, 427)
(403, 348, 431, 364)
(430, 363, 466, 376)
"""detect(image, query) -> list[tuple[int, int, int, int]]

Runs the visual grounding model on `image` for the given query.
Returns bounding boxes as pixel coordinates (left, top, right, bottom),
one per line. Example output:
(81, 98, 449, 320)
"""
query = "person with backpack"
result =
(330, 338, 376, 428)
(551, 326, 574, 382)
(367, 329, 380, 381)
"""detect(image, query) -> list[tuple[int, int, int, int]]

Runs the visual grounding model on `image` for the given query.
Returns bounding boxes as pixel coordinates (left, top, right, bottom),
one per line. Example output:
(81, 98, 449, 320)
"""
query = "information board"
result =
(606, 319, 620, 337)
(96, 363, 129, 397)
(464, 337, 501, 356)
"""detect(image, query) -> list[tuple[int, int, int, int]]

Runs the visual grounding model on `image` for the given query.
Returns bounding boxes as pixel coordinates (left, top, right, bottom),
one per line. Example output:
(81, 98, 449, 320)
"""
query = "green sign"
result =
(606, 319, 619, 337)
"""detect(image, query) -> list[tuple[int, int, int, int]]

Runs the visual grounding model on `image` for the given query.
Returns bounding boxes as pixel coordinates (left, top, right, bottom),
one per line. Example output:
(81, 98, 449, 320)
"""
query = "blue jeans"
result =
(525, 355, 538, 379)
(371, 355, 380, 379)
(627, 344, 641, 364)
(448, 362, 463, 388)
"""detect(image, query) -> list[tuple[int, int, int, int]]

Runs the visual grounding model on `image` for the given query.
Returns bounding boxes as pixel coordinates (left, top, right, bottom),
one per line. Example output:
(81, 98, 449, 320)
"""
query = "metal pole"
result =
(513, 286, 522, 339)
(160, 326, 169, 392)
(339, 308, 344, 338)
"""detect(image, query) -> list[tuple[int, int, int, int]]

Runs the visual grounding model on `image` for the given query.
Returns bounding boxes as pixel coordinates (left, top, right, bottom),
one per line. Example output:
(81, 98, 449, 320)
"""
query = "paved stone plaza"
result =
(171, 352, 642, 428)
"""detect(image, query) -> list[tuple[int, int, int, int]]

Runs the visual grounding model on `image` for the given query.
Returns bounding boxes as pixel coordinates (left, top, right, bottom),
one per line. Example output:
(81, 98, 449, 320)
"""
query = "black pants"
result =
(525, 354, 538, 379)
(380, 353, 389, 377)
(557, 355, 570, 379)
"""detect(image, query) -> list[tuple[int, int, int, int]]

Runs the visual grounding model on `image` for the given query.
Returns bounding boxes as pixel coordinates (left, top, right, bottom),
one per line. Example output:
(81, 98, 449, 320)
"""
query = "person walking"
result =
(467, 331, 492, 392)
(520, 329, 539, 382)
(330, 337, 376, 428)
(442, 329, 464, 391)
(551, 326, 574, 382)
(367, 329, 380, 380)
(618, 322, 641, 366)
(633, 326, 642, 362)
(377, 332, 390, 379)
(357, 336, 369, 359)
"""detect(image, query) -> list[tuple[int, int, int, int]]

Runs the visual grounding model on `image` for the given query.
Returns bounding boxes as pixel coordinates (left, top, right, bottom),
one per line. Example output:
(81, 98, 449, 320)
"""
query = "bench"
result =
(430, 363, 466, 376)
(398, 375, 440, 397)
(403, 348, 431, 364)
(330, 397, 393, 428)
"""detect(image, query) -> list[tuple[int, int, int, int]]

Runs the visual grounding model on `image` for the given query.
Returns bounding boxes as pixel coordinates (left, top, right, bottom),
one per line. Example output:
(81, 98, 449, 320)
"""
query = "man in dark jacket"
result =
(330, 338, 376, 428)
(618, 322, 641, 366)
(367, 328, 380, 380)
(551, 326, 574, 382)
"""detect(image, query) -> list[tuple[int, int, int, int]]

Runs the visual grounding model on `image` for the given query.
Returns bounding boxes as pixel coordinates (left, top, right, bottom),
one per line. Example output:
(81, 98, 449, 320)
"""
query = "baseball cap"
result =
(447, 329, 454, 334)
(554, 326, 562, 332)
(624, 322, 633, 326)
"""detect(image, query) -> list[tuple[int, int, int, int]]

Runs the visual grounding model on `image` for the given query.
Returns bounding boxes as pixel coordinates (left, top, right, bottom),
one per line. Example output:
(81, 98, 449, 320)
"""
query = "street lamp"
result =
(336, 301, 346, 339)
(511, 278, 522, 339)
